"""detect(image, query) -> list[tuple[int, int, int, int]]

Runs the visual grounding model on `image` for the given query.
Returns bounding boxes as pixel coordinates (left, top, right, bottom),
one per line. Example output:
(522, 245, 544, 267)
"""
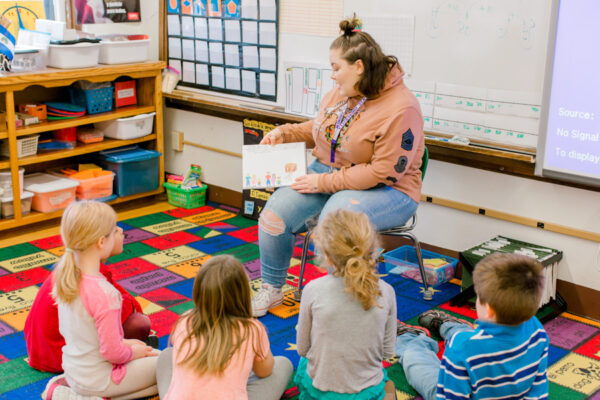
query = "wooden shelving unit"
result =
(0, 61, 166, 230)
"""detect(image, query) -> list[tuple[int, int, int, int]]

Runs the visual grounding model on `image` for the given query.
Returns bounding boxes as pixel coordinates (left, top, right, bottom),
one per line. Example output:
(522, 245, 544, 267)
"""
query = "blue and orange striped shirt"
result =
(437, 317, 549, 400)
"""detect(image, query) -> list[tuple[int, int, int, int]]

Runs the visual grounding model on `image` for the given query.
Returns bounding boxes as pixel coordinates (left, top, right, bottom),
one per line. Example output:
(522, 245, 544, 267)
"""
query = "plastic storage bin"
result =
(70, 86, 114, 114)
(1, 191, 33, 218)
(48, 42, 100, 69)
(95, 112, 155, 139)
(52, 169, 115, 200)
(99, 39, 150, 64)
(0, 135, 39, 158)
(98, 146, 161, 196)
(24, 173, 79, 212)
(0, 168, 24, 195)
(382, 245, 458, 286)
(163, 182, 207, 209)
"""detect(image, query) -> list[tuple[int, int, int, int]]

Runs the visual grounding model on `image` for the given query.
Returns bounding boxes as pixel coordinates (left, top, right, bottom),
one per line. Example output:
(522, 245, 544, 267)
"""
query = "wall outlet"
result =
(172, 131, 184, 152)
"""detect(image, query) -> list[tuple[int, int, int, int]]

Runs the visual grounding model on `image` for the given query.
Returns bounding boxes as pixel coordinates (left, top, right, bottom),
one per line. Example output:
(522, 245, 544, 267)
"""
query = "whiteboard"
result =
(275, 0, 553, 152)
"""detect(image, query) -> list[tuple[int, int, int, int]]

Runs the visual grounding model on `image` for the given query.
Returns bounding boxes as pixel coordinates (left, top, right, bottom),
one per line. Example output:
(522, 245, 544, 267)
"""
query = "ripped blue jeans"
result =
(258, 159, 418, 288)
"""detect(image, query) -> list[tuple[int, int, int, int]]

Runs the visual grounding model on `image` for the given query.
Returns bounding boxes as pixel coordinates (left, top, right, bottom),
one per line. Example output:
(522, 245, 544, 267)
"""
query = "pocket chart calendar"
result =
(242, 143, 307, 189)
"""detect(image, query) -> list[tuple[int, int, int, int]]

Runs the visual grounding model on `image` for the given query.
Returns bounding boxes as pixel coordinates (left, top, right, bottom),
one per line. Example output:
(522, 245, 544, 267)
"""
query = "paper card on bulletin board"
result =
(242, 143, 307, 189)
(0, 1, 45, 39)
(284, 62, 334, 117)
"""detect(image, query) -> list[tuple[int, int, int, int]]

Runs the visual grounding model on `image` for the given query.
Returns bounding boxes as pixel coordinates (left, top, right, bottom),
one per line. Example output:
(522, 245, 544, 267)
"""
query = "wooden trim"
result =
(422, 194, 600, 242)
(206, 183, 243, 209)
(17, 135, 157, 166)
(0, 62, 166, 89)
(154, 72, 165, 188)
(164, 90, 306, 124)
(5, 91, 21, 218)
(183, 140, 242, 158)
(159, 0, 167, 61)
(16, 106, 156, 136)
(556, 280, 600, 321)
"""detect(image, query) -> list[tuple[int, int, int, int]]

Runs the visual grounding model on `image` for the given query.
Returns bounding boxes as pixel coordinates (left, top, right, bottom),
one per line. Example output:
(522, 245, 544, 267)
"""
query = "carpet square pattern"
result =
(0, 203, 598, 399)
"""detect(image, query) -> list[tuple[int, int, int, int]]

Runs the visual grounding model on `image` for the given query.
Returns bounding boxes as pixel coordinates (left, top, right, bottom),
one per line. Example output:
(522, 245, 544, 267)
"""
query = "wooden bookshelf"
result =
(0, 61, 166, 230)
(15, 106, 156, 137)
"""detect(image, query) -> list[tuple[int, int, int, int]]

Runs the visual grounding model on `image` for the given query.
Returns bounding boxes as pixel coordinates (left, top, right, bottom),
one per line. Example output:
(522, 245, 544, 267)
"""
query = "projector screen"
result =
(536, 0, 600, 186)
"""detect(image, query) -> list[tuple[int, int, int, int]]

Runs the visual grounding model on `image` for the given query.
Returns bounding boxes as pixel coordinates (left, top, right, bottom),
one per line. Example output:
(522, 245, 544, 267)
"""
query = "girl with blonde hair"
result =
(296, 209, 398, 400)
(156, 254, 293, 400)
(43, 200, 158, 400)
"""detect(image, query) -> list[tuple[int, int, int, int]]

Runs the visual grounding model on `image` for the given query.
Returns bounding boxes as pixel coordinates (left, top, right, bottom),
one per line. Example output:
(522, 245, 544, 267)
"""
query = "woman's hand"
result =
(260, 127, 284, 145)
(291, 174, 321, 193)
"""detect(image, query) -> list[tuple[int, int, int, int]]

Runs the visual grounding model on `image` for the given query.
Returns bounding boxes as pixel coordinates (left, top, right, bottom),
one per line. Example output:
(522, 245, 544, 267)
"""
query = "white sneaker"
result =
(252, 283, 283, 317)
(42, 375, 106, 400)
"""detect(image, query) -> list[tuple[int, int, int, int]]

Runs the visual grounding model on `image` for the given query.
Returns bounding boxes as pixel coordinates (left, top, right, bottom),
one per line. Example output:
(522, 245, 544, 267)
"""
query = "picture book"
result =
(242, 142, 307, 189)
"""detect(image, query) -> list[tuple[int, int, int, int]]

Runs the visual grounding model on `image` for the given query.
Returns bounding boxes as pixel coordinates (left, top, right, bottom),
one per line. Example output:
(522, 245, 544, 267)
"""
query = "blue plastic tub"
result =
(382, 245, 458, 286)
(98, 146, 161, 197)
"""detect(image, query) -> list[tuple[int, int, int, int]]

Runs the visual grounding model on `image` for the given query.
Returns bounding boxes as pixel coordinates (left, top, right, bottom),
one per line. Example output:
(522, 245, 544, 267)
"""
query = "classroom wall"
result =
(164, 110, 600, 293)
(96, 3, 600, 295)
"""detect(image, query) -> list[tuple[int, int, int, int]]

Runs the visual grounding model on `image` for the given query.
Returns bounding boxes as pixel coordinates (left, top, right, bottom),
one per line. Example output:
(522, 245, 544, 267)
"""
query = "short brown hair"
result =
(330, 15, 399, 98)
(473, 253, 544, 325)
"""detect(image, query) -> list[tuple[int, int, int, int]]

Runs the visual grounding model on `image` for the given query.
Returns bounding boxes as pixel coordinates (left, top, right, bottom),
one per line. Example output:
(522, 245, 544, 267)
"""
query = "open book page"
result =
(242, 143, 307, 189)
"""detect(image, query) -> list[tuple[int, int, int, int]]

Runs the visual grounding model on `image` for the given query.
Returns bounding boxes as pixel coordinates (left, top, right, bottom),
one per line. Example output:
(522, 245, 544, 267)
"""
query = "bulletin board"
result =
(165, 0, 279, 101)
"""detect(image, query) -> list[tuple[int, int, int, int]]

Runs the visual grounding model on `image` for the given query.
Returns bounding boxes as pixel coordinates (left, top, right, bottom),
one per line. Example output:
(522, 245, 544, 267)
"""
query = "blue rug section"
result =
(0, 377, 49, 400)
(0, 332, 27, 360)
(167, 278, 196, 298)
(117, 221, 134, 231)
(187, 235, 247, 253)
(548, 344, 569, 365)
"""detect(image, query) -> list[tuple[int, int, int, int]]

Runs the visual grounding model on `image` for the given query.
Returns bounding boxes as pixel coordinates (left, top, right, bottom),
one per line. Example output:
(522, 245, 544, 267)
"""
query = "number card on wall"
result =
(166, 0, 279, 101)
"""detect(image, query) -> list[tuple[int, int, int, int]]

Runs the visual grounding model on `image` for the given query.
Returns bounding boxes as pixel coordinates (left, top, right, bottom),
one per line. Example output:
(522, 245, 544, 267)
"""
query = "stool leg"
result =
(294, 232, 312, 301)
(405, 233, 433, 301)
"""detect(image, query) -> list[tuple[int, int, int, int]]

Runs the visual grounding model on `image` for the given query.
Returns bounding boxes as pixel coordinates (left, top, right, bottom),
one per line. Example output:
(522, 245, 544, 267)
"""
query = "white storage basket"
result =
(99, 39, 150, 64)
(48, 42, 100, 69)
(95, 112, 155, 139)
(1, 135, 39, 158)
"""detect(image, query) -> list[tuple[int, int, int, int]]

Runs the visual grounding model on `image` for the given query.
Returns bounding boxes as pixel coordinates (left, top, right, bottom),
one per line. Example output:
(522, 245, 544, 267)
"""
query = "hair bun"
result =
(339, 15, 361, 36)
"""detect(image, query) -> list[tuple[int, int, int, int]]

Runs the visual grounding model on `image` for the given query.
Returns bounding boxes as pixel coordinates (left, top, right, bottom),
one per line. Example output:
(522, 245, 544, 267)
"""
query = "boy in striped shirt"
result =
(395, 253, 549, 400)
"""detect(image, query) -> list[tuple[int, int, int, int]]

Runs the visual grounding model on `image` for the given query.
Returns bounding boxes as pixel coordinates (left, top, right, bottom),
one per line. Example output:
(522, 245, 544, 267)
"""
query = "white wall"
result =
(80, 0, 160, 61)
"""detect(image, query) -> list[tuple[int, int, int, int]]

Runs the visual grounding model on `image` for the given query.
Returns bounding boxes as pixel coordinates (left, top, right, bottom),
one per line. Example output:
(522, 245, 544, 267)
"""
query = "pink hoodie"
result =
(279, 66, 424, 203)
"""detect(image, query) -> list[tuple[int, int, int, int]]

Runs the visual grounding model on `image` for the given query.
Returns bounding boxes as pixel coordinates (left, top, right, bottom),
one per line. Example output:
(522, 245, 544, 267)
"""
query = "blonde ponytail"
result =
(53, 252, 82, 304)
(314, 209, 382, 310)
(52, 201, 117, 304)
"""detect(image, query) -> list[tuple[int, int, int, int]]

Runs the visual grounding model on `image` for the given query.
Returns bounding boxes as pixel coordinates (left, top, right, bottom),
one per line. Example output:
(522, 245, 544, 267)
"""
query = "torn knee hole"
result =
(259, 209, 286, 235)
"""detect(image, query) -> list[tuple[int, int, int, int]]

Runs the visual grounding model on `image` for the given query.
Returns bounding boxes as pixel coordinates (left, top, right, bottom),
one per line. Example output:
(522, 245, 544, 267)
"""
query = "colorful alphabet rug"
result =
(0, 203, 598, 399)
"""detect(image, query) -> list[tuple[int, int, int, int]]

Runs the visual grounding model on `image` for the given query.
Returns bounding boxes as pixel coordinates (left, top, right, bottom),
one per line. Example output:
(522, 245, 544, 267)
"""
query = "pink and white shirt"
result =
(58, 273, 133, 393)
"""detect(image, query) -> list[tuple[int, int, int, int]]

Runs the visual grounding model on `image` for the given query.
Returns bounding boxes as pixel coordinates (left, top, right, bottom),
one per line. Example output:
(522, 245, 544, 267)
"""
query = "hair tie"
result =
(65, 248, 74, 253)
(352, 28, 362, 32)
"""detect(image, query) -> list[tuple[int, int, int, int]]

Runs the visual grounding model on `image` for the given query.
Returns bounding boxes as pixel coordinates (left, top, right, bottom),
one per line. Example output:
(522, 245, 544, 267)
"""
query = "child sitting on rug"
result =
(42, 201, 159, 400)
(295, 209, 398, 400)
(156, 254, 293, 400)
(395, 253, 549, 400)
(25, 216, 153, 374)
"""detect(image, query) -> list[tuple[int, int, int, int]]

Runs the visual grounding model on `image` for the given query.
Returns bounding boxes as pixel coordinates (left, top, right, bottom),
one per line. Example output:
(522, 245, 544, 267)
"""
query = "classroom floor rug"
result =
(0, 203, 599, 399)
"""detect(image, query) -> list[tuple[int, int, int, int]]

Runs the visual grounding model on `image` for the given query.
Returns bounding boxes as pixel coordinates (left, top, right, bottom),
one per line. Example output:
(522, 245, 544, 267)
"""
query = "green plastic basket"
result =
(163, 182, 207, 209)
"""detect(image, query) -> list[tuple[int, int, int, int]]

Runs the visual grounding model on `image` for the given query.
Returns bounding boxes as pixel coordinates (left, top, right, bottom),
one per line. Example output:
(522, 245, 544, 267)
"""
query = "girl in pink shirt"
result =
(42, 201, 158, 400)
(156, 255, 293, 400)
